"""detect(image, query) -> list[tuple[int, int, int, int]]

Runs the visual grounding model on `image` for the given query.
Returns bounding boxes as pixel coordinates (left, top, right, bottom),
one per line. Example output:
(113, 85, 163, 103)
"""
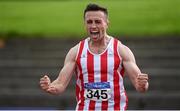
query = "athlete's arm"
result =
(39, 44, 78, 95)
(118, 42, 149, 93)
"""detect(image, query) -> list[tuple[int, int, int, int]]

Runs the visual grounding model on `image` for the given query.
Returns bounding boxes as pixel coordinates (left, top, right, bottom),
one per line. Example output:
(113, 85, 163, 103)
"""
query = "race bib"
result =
(84, 82, 111, 101)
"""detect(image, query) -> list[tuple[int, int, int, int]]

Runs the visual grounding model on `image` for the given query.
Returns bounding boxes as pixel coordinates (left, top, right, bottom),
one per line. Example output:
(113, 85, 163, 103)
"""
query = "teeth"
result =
(90, 31, 99, 35)
(91, 32, 99, 35)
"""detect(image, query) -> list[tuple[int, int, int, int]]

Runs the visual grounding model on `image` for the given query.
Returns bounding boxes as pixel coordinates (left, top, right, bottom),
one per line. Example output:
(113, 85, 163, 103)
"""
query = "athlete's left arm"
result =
(118, 42, 149, 93)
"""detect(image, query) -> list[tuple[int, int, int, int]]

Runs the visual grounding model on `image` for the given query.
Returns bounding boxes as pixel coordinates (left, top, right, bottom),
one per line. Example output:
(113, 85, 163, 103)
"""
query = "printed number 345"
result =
(86, 89, 108, 100)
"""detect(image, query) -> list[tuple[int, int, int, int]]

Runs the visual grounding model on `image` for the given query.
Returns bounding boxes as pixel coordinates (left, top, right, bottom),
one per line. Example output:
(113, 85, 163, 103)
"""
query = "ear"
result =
(106, 19, 109, 28)
(107, 19, 109, 26)
(84, 19, 88, 28)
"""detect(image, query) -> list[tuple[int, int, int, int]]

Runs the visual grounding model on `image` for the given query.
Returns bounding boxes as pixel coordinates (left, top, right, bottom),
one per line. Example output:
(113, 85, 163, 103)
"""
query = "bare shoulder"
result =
(117, 41, 130, 55)
(65, 44, 79, 62)
(117, 41, 135, 62)
(69, 44, 79, 55)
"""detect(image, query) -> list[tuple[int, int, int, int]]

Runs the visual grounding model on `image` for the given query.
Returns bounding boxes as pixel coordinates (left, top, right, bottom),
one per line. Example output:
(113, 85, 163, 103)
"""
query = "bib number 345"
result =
(84, 89, 111, 101)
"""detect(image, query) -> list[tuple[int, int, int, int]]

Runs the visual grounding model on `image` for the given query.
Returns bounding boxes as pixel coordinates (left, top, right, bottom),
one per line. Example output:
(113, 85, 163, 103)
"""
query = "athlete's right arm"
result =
(39, 44, 79, 95)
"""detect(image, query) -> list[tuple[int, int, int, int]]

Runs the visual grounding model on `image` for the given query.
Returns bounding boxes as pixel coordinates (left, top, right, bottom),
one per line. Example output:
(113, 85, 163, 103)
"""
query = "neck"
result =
(90, 34, 110, 47)
(88, 35, 111, 54)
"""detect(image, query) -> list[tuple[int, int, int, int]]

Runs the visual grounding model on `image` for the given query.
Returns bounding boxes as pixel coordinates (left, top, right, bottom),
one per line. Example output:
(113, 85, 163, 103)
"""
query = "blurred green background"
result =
(0, 0, 180, 38)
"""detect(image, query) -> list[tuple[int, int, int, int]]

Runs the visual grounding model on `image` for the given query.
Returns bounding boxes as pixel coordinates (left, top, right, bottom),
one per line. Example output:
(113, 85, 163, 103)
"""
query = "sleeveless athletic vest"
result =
(75, 37, 128, 110)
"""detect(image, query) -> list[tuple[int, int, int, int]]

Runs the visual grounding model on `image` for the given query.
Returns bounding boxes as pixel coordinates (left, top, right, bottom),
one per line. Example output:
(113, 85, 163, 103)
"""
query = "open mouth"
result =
(90, 31, 100, 36)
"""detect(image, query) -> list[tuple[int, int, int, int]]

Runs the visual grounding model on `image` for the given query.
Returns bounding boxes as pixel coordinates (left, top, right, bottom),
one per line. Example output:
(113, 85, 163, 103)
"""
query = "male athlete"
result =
(39, 3, 149, 110)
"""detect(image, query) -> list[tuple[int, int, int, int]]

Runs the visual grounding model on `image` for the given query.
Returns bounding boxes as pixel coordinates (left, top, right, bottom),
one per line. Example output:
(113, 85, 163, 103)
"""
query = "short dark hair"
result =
(84, 3, 108, 19)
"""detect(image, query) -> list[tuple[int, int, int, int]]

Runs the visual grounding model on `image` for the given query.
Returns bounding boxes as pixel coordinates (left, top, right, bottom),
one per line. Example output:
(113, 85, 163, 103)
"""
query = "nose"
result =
(91, 21, 97, 28)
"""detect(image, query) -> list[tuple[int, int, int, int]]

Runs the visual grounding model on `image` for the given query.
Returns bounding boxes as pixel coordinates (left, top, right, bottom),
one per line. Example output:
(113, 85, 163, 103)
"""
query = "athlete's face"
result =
(84, 11, 109, 41)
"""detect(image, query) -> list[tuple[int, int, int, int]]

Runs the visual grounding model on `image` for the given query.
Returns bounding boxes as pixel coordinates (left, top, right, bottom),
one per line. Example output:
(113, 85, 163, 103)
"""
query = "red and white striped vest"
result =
(75, 37, 128, 111)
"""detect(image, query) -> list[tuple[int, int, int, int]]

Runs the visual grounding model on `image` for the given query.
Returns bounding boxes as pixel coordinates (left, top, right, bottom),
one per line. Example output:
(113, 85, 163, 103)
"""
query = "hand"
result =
(39, 75, 51, 92)
(39, 75, 61, 95)
(136, 73, 149, 93)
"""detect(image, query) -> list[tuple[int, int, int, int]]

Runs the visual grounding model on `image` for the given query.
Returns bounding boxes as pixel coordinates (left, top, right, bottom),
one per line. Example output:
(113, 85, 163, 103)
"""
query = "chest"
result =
(79, 49, 120, 74)
(89, 45, 107, 54)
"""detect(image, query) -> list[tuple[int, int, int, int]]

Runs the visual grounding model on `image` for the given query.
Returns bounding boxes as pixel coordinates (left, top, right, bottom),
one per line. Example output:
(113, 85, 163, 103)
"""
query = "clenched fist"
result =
(39, 75, 51, 91)
(39, 75, 61, 95)
(136, 73, 149, 93)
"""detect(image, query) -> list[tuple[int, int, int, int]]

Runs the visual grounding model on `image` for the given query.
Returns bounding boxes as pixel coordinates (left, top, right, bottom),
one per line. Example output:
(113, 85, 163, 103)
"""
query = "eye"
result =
(95, 20, 101, 24)
(87, 20, 92, 24)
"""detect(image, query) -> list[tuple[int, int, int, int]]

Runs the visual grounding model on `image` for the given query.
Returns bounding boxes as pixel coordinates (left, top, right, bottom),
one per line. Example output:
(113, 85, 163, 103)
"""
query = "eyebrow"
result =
(86, 19, 102, 23)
